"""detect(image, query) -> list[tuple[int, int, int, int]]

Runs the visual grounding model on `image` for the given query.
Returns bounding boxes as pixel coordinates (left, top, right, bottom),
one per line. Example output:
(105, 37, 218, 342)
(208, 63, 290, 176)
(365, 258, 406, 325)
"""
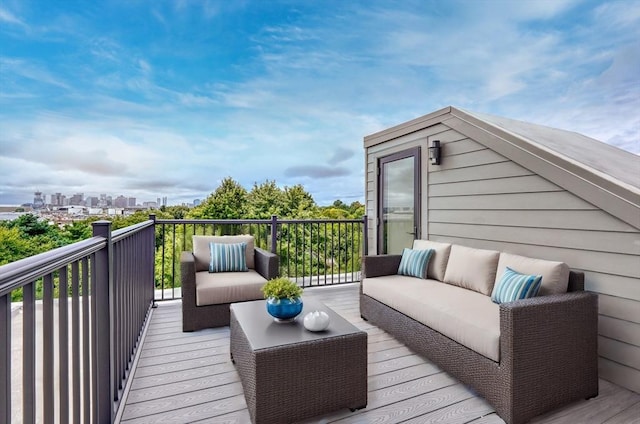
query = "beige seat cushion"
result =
(193, 235, 255, 272)
(363, 275, 500, 361)
(494, 252, 570, 296)
(195, 270, 266, 306)
(412, 239, 452, 281)
(443, 245, 500, 296)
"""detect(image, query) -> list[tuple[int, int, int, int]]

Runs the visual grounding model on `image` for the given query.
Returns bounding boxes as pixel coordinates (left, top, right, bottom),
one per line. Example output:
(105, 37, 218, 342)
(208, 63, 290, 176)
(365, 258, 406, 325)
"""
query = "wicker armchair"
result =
(181, 235, 279, 331)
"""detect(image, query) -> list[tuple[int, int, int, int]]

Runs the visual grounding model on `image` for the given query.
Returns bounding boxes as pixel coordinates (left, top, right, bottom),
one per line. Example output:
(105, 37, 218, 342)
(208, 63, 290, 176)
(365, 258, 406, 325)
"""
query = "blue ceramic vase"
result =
(266, 297, 303, 322)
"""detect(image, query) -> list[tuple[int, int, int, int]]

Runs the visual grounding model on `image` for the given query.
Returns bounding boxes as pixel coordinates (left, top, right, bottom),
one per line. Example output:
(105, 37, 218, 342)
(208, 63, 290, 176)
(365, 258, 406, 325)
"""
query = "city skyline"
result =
(16, 191, 173, 209)
(1, 1, 638, 206)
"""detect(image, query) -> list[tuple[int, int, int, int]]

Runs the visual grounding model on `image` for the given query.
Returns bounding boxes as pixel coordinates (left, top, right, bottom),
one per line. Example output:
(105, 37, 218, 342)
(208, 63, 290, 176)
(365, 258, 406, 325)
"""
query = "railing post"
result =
(363, 215, 368, 256)
(92, 220, 113, 423)
(0, 295, 9, 423)
(271, 215, 278, 254)
(149, 214, 158, 307)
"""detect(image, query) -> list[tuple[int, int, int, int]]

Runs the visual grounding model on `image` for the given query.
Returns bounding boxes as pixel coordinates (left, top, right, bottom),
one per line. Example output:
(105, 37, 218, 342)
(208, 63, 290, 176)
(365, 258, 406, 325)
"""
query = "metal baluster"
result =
(23, 280, 36, 424)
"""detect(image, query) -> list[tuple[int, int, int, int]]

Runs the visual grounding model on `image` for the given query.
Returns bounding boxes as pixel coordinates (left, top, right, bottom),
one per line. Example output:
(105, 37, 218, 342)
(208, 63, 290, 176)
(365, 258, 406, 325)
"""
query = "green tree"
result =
(0, 226, 35, 265)
(247, 180, 285, 219)
(60, 221, 93, 243)
(189, 177, 248, 219)
(348, 201, 365, 217)
(9, 213, 53, 237)
(282, 184, 316, 218)
(164, 205, 190, 219)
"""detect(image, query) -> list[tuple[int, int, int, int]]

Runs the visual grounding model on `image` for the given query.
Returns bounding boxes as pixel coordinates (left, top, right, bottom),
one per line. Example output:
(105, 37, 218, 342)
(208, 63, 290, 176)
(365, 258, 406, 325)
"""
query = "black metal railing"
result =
(153, 216, 368, 300)
(0, 219, 155, 424)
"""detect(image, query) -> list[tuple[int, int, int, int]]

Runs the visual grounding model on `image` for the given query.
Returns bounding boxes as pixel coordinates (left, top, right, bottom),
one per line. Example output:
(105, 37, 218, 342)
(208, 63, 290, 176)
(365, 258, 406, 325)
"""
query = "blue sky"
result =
(1, 0, 638, 206)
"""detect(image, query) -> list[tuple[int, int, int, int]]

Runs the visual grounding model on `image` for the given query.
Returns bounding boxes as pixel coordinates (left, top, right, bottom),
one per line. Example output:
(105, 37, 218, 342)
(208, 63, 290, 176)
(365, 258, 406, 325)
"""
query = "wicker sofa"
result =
(360, 239, 598, 424)
(181, 235, 279, 331)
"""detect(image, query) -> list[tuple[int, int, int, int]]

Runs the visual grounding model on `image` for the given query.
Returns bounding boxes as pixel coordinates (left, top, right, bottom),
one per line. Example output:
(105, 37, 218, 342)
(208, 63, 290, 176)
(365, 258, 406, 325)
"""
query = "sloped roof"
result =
(364, 106, 640, 228)
(458, 108, 640, 192)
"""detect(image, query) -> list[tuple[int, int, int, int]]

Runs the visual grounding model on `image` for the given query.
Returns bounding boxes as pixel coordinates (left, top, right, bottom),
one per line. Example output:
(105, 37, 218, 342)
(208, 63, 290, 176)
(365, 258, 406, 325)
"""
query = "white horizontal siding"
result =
(600, 337, 640, 370)
(429, 191, 598, 210)
(585, 272, 640, 301)
(429, 175, 563, 197)
(429, 161, 534, 184)
(600, 358, 640, 394)
(599, 295, 640, 323)
(429, 223, 640, 256)
(429, 209, 638, 232)
(600, 316, 640, 347)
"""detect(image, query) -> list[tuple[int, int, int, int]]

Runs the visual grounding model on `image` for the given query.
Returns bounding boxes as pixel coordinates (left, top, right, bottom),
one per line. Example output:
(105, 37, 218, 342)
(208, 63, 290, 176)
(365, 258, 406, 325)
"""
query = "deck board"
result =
(117, 284, 640, 424)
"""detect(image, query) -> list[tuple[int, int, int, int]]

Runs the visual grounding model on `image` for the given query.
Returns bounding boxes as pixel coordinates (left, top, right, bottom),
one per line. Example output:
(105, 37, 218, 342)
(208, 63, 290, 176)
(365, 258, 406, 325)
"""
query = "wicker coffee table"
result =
(230, 298, 367, 424)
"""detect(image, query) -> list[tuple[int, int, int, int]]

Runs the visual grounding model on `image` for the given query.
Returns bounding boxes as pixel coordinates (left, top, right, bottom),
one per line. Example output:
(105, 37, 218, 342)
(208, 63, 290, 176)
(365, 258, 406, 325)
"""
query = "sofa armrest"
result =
(499, 291, 598, 394)
(255, 247, 279, 280)
(181, 251, 197, 306)
(362, 255, 402, 278)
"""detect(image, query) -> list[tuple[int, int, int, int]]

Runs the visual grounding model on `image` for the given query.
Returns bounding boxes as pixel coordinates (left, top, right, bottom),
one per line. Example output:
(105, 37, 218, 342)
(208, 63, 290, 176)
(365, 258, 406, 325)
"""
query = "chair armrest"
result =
(362, 255, 402, 278)
(499, 291, 598, 388)
(180, 251, 197, 305)
(255, 247, 279, 280)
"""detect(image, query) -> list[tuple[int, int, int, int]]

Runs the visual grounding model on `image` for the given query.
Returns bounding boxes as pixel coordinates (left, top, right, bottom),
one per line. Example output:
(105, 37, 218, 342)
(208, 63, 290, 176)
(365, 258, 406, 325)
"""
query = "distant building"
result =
(69, 193, 84, 206)
(128, 197, 136, 207)
(86, 196, 99, 207)
(33, 191, 45, 209)
(66, 206, 84, 215)
(50, 192, 64, 206)
(114, 195, 128, 208)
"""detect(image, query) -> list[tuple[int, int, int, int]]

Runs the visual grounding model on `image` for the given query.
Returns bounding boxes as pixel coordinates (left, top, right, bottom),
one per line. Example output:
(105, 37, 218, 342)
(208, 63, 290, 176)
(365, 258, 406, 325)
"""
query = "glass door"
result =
(378, 147, 420, 254)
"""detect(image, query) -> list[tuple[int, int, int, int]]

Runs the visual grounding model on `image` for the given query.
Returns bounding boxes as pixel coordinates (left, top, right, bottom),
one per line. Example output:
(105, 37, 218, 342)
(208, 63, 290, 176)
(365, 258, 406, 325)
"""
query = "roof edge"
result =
(364, 106, 451, 148)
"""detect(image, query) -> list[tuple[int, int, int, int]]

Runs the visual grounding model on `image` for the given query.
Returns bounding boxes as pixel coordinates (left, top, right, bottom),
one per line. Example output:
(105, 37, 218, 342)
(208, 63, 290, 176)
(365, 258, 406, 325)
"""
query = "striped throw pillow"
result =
(397, 248, 434, 279)
(209, 242, 248, 273)
(491, 267, 542, 304)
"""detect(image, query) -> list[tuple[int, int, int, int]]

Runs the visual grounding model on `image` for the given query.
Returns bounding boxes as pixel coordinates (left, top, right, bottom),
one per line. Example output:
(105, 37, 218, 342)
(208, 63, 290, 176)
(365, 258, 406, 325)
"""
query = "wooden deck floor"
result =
(116, 284, 640, 424)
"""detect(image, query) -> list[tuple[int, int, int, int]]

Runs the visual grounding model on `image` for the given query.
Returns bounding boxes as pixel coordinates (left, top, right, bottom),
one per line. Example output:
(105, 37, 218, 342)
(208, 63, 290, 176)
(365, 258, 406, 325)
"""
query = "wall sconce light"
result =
(429, 140, 441, 165)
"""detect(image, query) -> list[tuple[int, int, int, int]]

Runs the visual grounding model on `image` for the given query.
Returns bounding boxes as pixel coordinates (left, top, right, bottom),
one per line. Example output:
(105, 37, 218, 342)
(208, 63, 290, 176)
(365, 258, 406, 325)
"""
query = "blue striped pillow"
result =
(209, 242, 248, 273)
(491, 267, 542, 304)
(397, 248, 434, 279)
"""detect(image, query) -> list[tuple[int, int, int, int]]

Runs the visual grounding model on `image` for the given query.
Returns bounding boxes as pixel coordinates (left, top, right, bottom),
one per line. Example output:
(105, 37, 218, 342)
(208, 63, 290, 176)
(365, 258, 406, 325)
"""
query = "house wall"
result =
(364, 123, 640, 394)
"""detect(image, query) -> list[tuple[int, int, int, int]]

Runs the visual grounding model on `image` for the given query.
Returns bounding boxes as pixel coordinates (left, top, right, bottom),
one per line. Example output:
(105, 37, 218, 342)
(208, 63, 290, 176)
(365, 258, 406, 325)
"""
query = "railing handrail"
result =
(112, 219, 155, 242)
(155, 217, 364, 224)
(156, 218, 272, 225)
(0, 236, 107, 297)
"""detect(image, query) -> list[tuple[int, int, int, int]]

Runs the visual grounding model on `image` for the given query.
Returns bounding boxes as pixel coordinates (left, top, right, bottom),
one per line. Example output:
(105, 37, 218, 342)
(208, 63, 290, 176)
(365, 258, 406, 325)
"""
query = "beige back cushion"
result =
(443, 245, 500, 296)
(412, 239, 452, 281)
(494, 252, 570, 296)
(192, 235, 255, 272)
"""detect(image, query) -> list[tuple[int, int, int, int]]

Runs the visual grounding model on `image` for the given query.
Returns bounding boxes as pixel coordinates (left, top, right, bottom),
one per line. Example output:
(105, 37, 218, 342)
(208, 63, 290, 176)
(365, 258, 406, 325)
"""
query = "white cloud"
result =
(0, 7, 25, 26)
(0, 57, 70, 89)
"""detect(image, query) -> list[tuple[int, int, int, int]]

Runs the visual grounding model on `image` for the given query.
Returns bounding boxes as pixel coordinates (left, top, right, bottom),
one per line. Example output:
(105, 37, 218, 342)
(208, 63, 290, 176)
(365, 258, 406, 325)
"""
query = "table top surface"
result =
(230, 297, 365, 351)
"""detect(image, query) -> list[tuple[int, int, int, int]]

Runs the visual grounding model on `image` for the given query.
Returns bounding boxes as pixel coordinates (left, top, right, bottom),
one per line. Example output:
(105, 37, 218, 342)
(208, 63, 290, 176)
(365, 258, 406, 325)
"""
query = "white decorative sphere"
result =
(303, 310, 330, 332)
